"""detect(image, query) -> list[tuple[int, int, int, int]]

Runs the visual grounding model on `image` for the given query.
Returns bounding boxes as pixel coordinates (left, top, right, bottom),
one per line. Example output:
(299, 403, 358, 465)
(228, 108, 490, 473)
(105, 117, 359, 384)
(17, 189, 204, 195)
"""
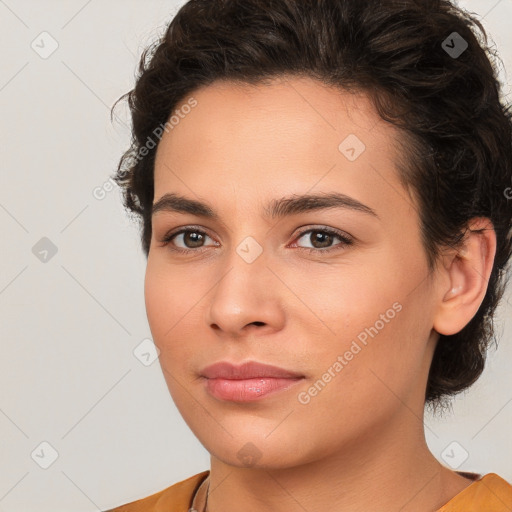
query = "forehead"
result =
(157, 77, 386, 152)
(152, 77, 413, 221)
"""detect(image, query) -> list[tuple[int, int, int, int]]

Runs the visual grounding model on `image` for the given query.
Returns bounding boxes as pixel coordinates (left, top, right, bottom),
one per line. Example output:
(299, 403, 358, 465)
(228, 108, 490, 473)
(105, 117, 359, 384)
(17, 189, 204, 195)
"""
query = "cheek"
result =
(294, 312, 424, 445)
(144, 266, 169, 339)
(298, 268, 429, 406)
(343, 303, 430, 411)
(144, 261, 187, 355)
(144, 259, 206, 379)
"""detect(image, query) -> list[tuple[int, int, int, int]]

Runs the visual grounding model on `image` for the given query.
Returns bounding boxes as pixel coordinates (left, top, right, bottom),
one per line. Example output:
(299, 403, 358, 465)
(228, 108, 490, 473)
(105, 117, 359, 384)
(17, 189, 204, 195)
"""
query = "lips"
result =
(200, 361, 305, 402)
(200, 361, 304, 379)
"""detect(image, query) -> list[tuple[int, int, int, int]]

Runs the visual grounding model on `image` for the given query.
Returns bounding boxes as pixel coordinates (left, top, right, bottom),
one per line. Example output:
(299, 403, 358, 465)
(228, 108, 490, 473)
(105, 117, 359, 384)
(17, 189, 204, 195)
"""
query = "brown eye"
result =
(160, 228, 217, 253)
(177, 230, 207, 248)
(293, 227, 353, 254)
(304, 230, 335, 249)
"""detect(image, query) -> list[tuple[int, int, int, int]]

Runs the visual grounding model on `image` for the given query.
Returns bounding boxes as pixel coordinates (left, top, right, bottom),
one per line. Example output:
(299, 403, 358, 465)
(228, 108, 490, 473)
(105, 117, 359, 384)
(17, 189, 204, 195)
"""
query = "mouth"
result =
(200, 360, 305, 379)
(200, 360, 305, 402)
(202, 376, 305, 402)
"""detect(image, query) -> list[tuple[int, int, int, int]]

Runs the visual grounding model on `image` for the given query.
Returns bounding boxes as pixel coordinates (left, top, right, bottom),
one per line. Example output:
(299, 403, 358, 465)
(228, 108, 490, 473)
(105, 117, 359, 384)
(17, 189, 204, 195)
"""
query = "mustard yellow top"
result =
(105, 470, 512, 512)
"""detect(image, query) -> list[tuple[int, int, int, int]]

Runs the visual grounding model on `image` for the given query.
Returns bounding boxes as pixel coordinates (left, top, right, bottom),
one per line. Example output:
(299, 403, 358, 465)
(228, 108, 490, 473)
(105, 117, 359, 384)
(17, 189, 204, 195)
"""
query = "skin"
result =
(145, 76, 496, 512)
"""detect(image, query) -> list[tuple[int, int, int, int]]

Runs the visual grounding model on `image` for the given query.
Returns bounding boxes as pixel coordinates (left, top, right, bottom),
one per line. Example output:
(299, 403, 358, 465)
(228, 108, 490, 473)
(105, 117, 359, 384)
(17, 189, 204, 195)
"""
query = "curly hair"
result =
(111, 0, 512, 411)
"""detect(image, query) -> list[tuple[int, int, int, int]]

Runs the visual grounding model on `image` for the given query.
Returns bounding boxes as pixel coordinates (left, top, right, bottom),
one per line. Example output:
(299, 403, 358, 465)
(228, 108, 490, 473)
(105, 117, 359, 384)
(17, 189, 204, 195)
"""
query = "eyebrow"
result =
(151, 192, 379, 220)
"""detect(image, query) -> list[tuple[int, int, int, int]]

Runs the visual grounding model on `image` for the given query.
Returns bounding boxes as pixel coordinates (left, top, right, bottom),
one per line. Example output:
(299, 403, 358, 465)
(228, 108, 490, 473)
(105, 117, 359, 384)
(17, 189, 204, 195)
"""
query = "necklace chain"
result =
(191, 476, 210, 512)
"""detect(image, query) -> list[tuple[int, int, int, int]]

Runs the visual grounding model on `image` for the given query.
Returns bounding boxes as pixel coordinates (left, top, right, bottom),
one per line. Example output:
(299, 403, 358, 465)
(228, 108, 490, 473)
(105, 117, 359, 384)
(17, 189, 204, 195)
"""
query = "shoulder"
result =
(103, 470, 210, 512)
(438, 473, 512, 512)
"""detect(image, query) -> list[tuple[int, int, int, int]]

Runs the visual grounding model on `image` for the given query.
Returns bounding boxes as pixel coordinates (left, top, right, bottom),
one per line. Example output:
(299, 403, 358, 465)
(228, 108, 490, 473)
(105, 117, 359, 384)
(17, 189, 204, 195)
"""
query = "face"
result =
(145, 76, 440, 469)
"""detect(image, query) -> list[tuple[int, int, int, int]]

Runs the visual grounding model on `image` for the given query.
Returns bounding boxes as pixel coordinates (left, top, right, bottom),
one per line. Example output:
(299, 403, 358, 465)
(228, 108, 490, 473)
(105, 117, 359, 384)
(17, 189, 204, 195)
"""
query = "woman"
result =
(106, 0, 512, 510)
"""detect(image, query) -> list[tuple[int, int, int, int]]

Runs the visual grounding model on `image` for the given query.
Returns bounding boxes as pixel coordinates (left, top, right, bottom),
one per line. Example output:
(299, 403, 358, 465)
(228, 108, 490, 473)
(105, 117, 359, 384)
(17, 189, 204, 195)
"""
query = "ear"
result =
(433, 217, 497, 336)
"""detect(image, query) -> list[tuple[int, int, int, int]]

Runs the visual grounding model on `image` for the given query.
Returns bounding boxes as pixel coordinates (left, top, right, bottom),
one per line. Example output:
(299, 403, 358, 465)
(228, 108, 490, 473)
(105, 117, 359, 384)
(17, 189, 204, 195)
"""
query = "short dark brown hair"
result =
(111, 0, 512, 411)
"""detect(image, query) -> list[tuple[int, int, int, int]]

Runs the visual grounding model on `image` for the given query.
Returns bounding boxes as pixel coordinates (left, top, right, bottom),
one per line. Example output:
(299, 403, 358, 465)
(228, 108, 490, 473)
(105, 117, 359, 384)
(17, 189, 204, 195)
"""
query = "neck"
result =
(205, 409, 473, 512)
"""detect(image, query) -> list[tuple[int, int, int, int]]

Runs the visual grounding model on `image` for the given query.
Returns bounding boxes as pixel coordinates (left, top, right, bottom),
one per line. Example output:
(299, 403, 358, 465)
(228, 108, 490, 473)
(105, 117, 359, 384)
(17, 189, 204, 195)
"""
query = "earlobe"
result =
(433, 218, 496, 336)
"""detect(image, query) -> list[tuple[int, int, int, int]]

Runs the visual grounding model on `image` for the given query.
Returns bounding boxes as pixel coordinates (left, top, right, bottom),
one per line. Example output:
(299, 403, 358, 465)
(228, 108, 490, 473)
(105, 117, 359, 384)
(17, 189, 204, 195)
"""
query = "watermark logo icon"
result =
(237, 442, 263, 467)
(236, 236, 263, 264)
(31, 441, 59, 469)
(441, 441, 469, 469)
(338, 134, 366, 161)
(133, 338, 160, 366)
(31, 31, 59, 59)
(32, 237, 58, 263)
(442, 32, 468, 59)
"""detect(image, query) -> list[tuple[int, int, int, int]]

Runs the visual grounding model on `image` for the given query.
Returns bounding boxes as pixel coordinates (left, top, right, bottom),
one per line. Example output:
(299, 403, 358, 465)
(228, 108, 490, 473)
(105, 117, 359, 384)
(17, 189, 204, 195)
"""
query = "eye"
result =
(158, 225, 353, 255)
(158, 227, 217, 254)
(291, 227, 354, 254)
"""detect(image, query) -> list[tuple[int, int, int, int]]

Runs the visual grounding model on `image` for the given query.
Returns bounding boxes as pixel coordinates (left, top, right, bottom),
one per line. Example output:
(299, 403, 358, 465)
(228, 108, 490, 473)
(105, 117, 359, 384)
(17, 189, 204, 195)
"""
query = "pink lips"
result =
(200, 361, 305, 402)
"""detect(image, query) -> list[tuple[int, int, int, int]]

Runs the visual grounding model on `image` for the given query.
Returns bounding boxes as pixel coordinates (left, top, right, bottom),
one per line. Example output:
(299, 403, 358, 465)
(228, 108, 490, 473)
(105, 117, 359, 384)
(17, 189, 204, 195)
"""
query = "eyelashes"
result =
(159, 227, 215, 254)
(158, 225, 354, 256)
(289, 227, 354, 254)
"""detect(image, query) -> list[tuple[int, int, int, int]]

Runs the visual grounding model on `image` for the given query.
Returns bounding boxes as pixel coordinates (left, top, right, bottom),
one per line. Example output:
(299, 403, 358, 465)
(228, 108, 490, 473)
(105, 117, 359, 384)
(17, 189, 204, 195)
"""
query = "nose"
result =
(205, 257, 286, 338)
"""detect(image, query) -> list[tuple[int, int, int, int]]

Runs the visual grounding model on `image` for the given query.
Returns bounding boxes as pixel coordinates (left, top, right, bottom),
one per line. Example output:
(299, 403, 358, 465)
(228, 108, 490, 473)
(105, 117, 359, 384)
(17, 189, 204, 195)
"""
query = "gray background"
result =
(0, 1, 511, 511)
